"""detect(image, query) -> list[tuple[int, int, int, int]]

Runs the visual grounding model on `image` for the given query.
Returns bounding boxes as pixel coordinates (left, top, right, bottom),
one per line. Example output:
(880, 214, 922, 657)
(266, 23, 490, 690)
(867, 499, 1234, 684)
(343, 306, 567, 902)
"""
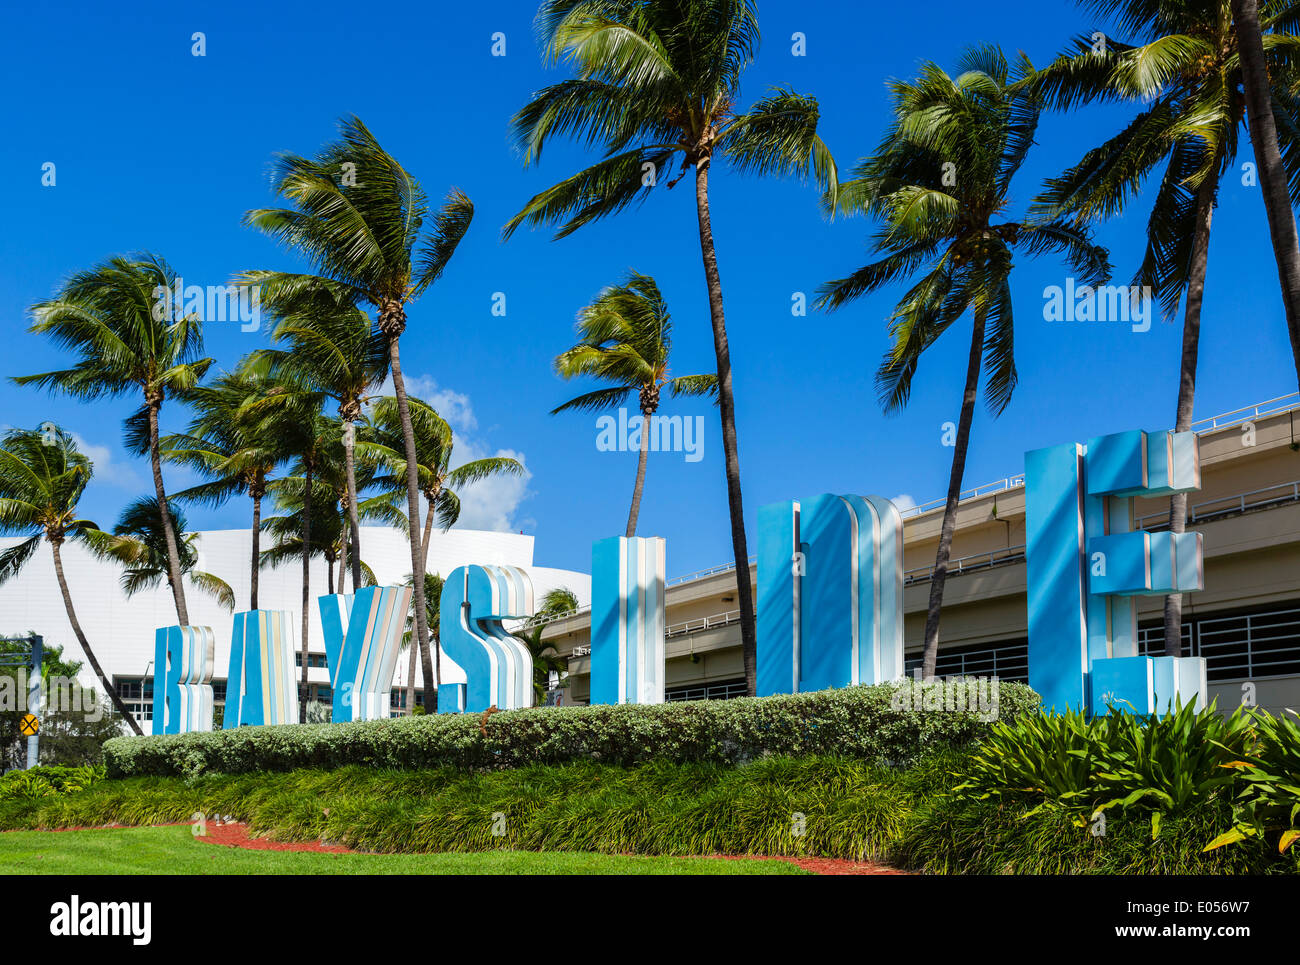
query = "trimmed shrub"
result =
(102, 679, 1039, 779)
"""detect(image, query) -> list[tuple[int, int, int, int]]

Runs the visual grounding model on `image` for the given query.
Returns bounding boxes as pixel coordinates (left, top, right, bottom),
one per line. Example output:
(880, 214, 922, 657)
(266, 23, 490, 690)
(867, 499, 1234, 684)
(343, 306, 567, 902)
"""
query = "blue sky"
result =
(2, 0, 1297, 580)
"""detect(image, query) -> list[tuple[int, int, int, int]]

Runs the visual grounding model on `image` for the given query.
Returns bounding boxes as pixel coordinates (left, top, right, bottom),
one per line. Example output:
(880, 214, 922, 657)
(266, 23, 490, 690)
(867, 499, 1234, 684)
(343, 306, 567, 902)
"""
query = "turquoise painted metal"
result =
(437, 564, 535, 713)
(1024, 429, 1207, 716)
(317, 585, 413, 722)
(590, 536, 666, 705)
(152, 625, 215, 734)
(224, 610, 297, 728)
(756, 493, 904, 696)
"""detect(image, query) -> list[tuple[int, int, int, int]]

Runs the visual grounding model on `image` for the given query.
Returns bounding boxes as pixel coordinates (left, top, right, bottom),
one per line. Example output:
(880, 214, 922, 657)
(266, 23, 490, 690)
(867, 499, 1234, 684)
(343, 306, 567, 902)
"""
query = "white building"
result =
(0, 525, 590, 725)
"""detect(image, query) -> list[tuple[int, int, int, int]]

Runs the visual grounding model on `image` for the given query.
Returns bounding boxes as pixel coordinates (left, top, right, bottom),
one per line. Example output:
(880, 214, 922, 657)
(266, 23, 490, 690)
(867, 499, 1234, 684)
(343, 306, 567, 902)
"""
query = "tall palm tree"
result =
(15, 255, 213, 624)
(400, 571, 444, 714)
(1231, 0, 1300, 388)
(249, 284, 389, 592)
(818, 47, 1110, 679)
(92, 497, 235, 612)
(0, 427, 142, 734)
(361, 395, 523, 699)
(505, 0, 838, 695)
(240, 115, 474, 700)
(164, 368, 285, 610)
(553, 271, 717, 536)
(1025, 0, 1300, 654)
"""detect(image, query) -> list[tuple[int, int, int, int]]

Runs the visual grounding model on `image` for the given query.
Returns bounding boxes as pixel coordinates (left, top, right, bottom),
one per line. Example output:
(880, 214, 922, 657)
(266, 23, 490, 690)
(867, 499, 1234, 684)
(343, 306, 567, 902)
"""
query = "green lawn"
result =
(0, 826, 808, 875)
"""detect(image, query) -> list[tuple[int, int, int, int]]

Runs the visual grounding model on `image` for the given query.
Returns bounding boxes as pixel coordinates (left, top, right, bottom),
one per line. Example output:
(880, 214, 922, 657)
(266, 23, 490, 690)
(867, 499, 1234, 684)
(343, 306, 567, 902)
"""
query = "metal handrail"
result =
(666, 556, 757, 587)
(1135, 480, 1300, 530)
(666, 609, 742, 638)
(904, 544, 1027, 585)
(900, 476, 1026, 518)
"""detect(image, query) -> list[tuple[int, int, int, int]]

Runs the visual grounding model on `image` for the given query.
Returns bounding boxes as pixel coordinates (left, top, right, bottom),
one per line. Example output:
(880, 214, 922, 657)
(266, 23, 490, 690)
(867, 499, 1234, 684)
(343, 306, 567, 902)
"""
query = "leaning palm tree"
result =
(15, 255, 213, 624)
(248, 283, 389, 592)
(817, 47, 1110, 679)
(361, 395, 523, 699)
(164, 368, 286, 610)
(92, 497, 235, 612)
(553, 271, 717, 536)
(1025, 0, 1300, 654)
(0, 427, 142, 734)
(240, 115, 474, 696)
(1231, 0, 1300, 388)
(505, 0, 837, 695)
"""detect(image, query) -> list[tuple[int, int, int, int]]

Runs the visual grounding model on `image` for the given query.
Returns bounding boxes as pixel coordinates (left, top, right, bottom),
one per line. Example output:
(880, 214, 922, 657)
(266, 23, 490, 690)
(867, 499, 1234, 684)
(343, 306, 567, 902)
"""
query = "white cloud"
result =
(71, 434, 143, 489)
(890, 493, 917, 514)
(374, 374, 477, 434)
(372, 374, 531, 533)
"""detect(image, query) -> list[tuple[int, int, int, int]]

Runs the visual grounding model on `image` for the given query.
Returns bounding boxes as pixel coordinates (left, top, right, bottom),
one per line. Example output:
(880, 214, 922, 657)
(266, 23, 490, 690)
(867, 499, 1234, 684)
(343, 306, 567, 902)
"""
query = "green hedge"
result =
(103, 679, 1039, 779)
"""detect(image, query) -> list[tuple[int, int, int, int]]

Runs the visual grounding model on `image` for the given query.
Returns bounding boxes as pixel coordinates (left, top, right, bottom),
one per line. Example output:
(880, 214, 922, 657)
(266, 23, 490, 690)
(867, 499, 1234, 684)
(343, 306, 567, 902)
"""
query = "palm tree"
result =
(512, 623, 569, 705)
(248, 283, 389, 593)
(400, 571, 444, 714)
(361, 395, 523, 699)
(539, 586, 580, 620)
(92, 497, 235, 612)
(817, 47, 1110, 679)
(0, 427, 142, 734)
(240, 115, 474, 703)
(553, 271, 717, 536)
(164, 368, 285, 610)
(15, 255, 213, 624)
(505, 0, 838, 695)
(1025, 0, 1300, 654)
(1231, 0, 1300, 388)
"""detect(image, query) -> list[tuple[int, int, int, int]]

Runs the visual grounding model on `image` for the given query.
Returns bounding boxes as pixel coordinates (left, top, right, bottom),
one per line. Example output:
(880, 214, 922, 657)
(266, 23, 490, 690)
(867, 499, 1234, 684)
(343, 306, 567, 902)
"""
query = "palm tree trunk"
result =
(920, 305, 989, 679)
(386, 336, 434, 710)
(1163, 173, 1220, 656)
(342, 416, 364, 592)
(50, 540, 142, 735)
(1232, 0, 1300, 389)
(249, 485, 262, 611)
(625, 405, 653, 537)
(338, 506, 350, 594)
(693, 162, 758, 695)
(146, 399, 189, 624)
(404, 637, 417, 715)
(418, 494, 439, 710)
(300, 461, 313, 720)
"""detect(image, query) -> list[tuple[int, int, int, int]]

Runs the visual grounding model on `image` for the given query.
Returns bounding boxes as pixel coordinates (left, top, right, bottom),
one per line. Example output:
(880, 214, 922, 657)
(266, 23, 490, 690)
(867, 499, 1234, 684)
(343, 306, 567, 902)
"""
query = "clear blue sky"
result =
(2, 0, 1296, 580)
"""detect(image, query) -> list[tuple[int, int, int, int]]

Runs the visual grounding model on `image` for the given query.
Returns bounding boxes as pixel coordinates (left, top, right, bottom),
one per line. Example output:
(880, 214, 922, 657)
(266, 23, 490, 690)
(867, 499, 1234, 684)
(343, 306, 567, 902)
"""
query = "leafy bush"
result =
(1208, 709, 1300, 856)
(102, 680, 1040, 779)
(954, 700, 1255, 824)
(0, 764, 104, 801)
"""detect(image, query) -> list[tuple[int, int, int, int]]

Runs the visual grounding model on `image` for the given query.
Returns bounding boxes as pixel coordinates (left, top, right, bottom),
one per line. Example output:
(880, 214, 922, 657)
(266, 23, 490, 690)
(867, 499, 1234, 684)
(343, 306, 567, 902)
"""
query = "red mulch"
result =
(13, 821, 911, 873)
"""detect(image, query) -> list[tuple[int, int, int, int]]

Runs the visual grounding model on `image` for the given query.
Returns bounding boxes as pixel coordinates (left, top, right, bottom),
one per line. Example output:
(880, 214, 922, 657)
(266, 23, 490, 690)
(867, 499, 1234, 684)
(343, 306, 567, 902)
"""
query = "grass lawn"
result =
(0, 826, 808, 875)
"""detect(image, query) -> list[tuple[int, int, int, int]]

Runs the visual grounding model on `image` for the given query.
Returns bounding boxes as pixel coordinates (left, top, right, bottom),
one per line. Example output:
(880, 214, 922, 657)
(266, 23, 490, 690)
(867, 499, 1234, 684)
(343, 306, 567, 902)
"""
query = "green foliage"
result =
(953, 700, 1255, 819)
(1209, 709, 1300, 856)
(100, 680, 1040, 779)
(0, 764, 103, 801)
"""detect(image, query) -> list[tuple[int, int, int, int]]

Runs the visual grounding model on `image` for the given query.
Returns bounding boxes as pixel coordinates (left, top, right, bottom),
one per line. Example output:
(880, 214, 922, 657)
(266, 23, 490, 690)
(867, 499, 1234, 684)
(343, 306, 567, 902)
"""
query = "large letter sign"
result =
(224, 611, 298, 728)
(318, 585, 413, 722)
(438, 565, 535, 713)
(1025, 429, 1207, 716)
(152, 625, 215, 734)
(591, 536, 666, 705)
(756, 494, 904, 696)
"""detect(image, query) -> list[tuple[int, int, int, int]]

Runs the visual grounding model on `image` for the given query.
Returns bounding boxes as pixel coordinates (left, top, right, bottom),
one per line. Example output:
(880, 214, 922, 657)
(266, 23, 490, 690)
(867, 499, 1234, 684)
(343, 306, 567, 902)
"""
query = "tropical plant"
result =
(817, 47, 1109, 678)
(91, 497, 235, 612)
(511, 623, 570, 705)
(240, 115, 474, 706)
(505, 0, 838, 694)
(164, 368, 287, 610)
(362, 394, 522, 699)
(15, 255, 214, 624)
(0, 427, 141, 733)
(1231, 0, 1300, 391)
(1024, 0, 1300, 655)
(249, 283, 389, 593)
(1207, 708, 1300, 855)
(539, 586, 580, 620)
(553, 271, 716, 536)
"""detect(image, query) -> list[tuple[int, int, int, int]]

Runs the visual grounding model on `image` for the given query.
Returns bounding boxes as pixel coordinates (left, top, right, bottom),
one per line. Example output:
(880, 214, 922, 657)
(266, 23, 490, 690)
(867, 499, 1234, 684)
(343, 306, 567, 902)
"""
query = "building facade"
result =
(538, 396, 1300, 716)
